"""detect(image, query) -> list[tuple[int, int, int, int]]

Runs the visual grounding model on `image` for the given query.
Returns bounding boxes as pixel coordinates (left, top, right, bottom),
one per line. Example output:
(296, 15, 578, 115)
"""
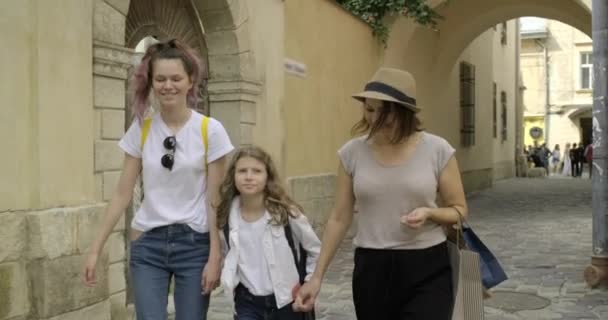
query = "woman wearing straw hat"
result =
(294, 68, 468, 319)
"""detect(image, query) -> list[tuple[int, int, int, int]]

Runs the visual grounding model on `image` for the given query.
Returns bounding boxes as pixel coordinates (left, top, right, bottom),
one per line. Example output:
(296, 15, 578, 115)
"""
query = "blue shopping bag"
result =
(462, 222, 508, 289)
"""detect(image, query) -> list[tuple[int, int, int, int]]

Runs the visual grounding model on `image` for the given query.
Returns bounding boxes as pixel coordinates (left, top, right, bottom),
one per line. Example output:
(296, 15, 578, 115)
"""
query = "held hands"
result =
(293, 277, 321, 312)
(201, 257, 221, 295)
(400, 207, 432, 229)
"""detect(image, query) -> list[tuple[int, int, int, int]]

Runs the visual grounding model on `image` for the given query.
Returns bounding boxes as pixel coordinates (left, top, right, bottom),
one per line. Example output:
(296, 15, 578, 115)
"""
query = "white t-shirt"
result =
(237, 214, 274, 296)
(118, 110, 234, 233)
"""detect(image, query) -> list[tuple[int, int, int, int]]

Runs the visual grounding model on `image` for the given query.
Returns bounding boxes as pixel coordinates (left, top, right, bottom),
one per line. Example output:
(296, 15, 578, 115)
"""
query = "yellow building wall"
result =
(247, 0, 288, 175)
(524, 117, 545, 147)
(0, 0, 34, 211)
(284, 0, 382, 177)
(448, 31, 495, 174)
(282, 3, 522, 191)
(1, 0, 94, 211)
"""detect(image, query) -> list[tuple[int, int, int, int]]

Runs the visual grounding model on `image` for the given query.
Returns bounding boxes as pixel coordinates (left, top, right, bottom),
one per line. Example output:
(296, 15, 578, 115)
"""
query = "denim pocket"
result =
(189, 231, 210, 245)
(130, 231, 147, 245)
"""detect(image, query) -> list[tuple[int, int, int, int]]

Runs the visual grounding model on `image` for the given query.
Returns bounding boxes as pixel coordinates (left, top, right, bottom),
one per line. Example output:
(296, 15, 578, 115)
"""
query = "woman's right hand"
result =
(293, 277, 321, 312)
(82, 252, 99, 287)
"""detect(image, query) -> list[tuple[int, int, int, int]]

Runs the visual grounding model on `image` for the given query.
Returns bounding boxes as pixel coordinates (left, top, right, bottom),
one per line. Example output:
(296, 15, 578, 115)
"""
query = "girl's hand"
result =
(401, 207, 431, 229)
(293, 277, 321, 312)
(292, 282, 302, 300)
(201, 258, 221, 294)
(82, 252, 99, 287)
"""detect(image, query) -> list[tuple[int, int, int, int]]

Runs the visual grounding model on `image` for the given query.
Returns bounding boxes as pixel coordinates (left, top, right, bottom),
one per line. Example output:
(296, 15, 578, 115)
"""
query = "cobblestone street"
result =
(205, 177, 607, 320)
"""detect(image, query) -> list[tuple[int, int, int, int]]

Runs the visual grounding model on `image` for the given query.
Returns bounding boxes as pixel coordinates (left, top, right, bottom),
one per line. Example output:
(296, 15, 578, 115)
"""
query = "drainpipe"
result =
(535, 39, 550, 145)
(515, 20, 525, 177)
(585, 0, 608, 288)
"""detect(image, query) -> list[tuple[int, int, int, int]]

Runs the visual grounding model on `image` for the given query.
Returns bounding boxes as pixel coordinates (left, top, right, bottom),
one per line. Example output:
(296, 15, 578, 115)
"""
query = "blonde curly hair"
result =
(216, 146, 303, 228)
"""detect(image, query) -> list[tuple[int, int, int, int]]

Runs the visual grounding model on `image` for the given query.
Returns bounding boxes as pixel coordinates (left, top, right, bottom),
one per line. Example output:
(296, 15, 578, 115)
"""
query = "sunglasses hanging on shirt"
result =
(161, 136, 177, 170)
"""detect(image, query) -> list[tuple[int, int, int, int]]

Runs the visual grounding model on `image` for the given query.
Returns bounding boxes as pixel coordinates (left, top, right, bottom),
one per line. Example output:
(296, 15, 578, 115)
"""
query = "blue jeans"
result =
(234, 284, 301, 320)
(130, 224, 210, 320)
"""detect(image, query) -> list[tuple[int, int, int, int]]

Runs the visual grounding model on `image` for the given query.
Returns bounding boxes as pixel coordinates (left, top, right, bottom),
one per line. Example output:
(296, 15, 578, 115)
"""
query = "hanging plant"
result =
(336, 0, 443, 46)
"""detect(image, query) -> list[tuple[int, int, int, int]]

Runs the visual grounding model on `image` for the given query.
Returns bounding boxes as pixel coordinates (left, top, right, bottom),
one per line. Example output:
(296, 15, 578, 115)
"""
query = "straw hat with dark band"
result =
(352, 68, 421, 113)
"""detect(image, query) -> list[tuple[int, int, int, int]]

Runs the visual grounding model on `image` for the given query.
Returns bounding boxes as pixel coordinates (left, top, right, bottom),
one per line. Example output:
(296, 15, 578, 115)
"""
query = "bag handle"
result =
(452, 206, 466, 249)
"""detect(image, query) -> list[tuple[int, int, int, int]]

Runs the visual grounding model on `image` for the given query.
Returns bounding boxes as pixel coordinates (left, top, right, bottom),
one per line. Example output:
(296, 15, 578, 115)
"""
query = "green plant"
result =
(336, 0, 443, 45)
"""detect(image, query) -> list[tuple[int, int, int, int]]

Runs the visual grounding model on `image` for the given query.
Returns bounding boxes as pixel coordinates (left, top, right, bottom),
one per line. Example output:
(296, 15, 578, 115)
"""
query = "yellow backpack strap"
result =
(201, 116, 209, 174)
(140, 118, 153, 151)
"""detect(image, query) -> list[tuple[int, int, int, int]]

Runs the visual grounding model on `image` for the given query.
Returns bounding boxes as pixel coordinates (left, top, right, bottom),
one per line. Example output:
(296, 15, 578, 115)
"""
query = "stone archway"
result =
(424, 0, 591, 161)
(126, 0, 207, 51)
(380, 0, 592, 191)
(91, 1, 260, 318)
(125, 0, 210, 114)
(431, 0, 591, 75)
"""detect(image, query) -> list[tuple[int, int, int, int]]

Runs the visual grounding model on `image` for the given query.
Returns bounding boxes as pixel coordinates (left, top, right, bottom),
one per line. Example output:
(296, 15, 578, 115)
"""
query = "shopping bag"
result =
(448, 212, 485, 320)
(461, 222, 508, 289)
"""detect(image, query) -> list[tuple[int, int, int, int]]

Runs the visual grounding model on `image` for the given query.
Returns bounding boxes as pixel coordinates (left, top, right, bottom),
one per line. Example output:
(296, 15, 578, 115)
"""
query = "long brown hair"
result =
(216, 146, 303, 228)
(351, 100, 423, 143)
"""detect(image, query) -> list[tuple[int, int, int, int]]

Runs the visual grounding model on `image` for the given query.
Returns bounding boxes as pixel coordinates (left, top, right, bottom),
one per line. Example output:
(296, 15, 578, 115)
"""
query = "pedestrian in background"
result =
(561, 143, 571, 176)
(551, 144, 561, 175)
(570, 143, 580, 177)
(584, 143, 593, 178)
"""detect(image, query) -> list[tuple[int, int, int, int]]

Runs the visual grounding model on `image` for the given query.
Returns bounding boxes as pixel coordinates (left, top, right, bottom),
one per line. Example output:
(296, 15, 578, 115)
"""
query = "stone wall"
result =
(493, 160, 517, 181)
(462, 168, 494, 194)
(0, 205, 119, 320)
(288, 174, 336, 234)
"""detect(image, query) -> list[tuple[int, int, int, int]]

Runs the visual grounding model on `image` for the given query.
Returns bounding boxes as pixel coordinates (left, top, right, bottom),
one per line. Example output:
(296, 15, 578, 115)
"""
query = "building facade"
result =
(520, 17, 593, 151)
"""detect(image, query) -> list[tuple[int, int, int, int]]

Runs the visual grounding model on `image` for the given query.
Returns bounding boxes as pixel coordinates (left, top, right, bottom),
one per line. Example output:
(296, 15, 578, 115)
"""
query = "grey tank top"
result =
(338, 132, 455, 250)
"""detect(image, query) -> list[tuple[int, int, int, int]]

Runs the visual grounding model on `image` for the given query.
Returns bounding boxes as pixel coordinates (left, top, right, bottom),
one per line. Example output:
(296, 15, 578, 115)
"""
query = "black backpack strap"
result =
(285, 222, 317, 319)
(223, 221, 230, 249)
(284, 222, 307, 284)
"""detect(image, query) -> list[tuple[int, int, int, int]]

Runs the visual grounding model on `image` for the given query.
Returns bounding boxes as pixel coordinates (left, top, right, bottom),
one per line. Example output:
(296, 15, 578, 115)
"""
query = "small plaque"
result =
(284, 58, 307, 78)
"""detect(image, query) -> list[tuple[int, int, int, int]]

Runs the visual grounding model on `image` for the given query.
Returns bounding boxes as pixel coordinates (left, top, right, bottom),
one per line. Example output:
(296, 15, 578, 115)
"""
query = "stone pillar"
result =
(586, 0, 608, 288)
(92, 41, 133, 320)
(201, 0, 262, 147)
(91, 0, 133, 318)
(208, 79, 262, 146)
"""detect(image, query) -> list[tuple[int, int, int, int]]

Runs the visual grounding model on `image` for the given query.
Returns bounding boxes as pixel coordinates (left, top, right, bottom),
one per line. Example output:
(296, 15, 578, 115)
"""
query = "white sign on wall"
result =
(284, 58, 307, 78)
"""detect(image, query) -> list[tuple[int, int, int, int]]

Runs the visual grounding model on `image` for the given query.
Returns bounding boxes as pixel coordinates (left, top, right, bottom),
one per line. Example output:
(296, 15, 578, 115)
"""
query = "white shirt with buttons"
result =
(221, 196, 321, 309)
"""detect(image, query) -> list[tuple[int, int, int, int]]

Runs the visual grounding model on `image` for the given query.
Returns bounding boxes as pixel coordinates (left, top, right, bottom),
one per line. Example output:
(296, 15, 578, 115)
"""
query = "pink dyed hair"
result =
(129, 39, 205, 122)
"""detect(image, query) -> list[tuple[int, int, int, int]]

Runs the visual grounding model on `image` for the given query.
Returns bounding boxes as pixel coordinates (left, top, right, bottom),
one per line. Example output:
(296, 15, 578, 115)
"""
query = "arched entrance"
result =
(425, 0, 592, 179)
(431, 0, 591, 75)
(125, 0, 210, 114)
(381, 0, 591, 187)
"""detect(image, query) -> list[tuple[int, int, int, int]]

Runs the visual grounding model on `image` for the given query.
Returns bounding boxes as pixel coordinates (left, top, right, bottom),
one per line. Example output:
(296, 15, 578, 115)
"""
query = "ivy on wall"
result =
(336, 0, 443, 45)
